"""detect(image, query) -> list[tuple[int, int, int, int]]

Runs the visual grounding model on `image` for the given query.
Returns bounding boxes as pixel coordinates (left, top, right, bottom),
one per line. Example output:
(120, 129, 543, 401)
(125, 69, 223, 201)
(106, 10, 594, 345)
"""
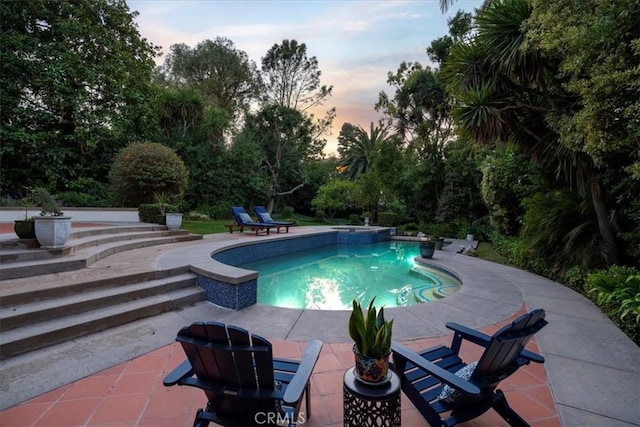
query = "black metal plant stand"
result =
(343, 368, 401, 427)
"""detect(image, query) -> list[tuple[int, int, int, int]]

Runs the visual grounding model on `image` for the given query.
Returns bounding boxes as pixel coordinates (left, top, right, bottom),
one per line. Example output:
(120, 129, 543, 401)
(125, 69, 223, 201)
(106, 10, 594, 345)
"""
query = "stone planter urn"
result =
(35, 216, 72, 249)
(165, 212, 183, 230)
(14, 219, 36, 239)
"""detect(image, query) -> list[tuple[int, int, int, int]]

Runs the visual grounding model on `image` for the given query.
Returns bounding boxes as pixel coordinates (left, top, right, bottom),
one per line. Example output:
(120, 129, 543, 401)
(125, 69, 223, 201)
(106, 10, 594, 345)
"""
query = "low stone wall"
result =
(0, 208, 140, 223)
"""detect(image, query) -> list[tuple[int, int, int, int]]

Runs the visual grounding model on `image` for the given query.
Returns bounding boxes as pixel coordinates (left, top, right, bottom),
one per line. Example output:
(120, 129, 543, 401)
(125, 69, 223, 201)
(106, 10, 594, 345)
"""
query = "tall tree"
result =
(261, 39, 333, 112)
(261, 39, 336, 144)
(236, 105, 323, 212)
(157, 86, 232, 210)
(0, 0, 159, 194)
(156, 37, 262, 128)
(443, 0, 638, 266)
(376, 63, 452, 155)
(526, 0, 640, 265)
(426, 10, 473, 65)
(376, 63, 452, 212)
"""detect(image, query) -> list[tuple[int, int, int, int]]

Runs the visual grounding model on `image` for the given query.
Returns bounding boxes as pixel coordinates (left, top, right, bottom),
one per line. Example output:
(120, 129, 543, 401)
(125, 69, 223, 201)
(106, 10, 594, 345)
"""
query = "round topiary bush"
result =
(109, 142, 188, 206)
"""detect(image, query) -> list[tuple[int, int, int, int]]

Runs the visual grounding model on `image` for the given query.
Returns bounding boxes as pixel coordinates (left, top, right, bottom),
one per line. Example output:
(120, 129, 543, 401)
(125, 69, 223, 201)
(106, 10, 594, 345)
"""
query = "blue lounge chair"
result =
(229, 206, 276, 235)
(254, 206, 297, 233)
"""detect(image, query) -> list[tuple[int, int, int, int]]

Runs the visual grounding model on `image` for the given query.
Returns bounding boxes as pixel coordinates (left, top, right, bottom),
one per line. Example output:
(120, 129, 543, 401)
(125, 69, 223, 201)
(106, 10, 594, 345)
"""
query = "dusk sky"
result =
(126, 0, 483, 154)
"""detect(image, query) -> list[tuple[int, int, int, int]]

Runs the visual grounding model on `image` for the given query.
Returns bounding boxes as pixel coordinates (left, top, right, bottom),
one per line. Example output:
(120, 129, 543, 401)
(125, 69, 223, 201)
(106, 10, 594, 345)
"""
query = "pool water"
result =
(238, 242, 461, 310)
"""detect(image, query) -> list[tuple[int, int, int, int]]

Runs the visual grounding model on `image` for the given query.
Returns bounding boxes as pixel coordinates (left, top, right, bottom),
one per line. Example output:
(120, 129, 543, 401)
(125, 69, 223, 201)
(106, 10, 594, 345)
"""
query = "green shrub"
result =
(490, 233, 552, 278)
(138, 203, 176, 223)
(402, 222, 419, 235)
(456, 223, 491, 241)
(57, 191, 97, 207)
(377, 211, 398, 227)
(198, 202, 233, 220)
(58, 178, 111, 206)
(281, 206, 295, 219)
(587, 267, 640, 343)
(348, 214, 361, 225)
(138, 204, 161, 223)
(109, 142, 188, 206)
(563, 266, 590, 293)
(315, 210, 327, 221)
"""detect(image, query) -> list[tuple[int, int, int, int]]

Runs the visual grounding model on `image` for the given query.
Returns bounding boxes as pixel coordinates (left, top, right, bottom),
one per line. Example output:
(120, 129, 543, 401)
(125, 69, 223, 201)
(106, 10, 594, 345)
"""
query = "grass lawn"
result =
(180, 218, 324, 235)
(181, 220, 230, 235)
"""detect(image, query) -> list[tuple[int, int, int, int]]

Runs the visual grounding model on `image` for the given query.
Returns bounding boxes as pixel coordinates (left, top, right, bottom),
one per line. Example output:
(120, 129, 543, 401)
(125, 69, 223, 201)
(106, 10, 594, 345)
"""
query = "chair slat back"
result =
(472, 309, 547, 381)
(176, 322, 275, 409)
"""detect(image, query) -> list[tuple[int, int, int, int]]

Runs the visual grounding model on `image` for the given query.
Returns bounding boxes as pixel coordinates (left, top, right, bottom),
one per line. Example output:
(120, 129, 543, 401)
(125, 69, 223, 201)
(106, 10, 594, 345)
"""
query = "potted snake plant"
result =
(348, 297, 394, 384)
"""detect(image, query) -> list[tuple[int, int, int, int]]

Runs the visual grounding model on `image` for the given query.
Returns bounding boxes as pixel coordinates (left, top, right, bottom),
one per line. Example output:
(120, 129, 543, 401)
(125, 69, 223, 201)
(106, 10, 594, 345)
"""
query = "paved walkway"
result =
(0, 225, 638, 426)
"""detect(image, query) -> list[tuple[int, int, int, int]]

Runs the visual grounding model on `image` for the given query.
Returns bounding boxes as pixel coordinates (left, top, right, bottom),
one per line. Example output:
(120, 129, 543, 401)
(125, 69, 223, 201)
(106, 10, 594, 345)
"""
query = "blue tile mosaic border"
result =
(196, 275, 257, 310)
(212, 233, 338, 266)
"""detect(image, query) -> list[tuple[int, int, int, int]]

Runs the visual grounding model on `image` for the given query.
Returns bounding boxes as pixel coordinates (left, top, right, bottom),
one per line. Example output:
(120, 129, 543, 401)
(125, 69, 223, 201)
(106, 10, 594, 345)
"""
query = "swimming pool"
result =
(238, 241, 461, 310)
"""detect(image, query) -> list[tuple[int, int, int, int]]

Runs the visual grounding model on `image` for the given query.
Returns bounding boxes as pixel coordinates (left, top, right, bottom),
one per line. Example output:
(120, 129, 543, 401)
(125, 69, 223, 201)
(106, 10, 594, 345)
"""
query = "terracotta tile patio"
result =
(1, 310, 560, 427)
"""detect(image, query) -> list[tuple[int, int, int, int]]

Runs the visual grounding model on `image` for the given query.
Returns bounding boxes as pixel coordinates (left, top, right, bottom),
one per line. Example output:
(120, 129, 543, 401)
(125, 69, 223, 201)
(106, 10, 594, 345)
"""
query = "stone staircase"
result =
(0, 225, 202, 280)
(0, 225, 206, 360)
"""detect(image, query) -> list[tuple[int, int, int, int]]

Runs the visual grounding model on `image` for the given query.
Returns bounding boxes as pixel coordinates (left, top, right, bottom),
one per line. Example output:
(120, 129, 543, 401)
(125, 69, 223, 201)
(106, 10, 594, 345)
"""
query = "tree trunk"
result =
(590, 176, 619, 265)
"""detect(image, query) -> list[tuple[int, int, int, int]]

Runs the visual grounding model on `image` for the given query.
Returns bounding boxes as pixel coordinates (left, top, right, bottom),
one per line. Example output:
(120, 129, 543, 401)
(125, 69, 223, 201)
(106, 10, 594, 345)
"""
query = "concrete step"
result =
(0, 273, 198, 330)
(0, 224, 165, 250)
(0, 233, 202, 280)
(0, 228, 190, 263)
(0, 274, 204, 359)
(0, 267, 190, 307)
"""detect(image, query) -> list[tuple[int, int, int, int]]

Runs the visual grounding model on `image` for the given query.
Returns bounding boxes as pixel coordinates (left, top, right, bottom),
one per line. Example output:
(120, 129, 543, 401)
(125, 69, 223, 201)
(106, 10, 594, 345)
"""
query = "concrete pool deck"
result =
(1, 225, 639, 426)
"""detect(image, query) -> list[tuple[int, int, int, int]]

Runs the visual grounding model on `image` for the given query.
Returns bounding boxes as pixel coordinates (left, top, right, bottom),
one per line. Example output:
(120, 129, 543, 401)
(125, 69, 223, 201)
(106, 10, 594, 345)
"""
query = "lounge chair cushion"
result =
(438, 361, 478, 403)
(261, 212, 274, 222)
(239, 212, 253, 224)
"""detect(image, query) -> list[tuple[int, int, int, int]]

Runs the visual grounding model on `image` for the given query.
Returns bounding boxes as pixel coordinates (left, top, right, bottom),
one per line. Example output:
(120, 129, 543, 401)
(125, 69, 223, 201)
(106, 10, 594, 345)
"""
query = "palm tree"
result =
(159, 87, 204, 139)
(338, 122, 391, 181)
(442, 0, 619, 265)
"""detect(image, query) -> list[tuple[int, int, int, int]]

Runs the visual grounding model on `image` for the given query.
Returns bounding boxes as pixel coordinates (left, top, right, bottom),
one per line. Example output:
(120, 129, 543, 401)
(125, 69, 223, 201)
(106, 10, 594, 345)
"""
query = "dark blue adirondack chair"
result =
(163, 322, 323, 427)
(391, 309, 547, 427)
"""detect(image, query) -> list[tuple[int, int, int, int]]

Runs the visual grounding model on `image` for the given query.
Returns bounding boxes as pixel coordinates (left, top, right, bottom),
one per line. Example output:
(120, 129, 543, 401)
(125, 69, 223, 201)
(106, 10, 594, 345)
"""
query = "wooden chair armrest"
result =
(446, 322, 544, 363)
(391, 341, 480, 397)
(520, 349, 545, 363)
(283, 339, 323, 405)
(447, 322, 492, 345)
(163, 359, 194, 386)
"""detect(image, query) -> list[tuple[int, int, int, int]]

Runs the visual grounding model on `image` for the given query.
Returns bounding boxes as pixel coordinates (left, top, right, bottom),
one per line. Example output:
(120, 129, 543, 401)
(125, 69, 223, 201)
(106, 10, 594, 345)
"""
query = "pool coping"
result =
(155, 226, 522, 342)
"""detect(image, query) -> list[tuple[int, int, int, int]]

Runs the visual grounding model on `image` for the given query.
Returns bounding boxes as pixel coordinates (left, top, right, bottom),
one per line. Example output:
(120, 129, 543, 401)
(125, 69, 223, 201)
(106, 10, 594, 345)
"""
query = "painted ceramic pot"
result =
(353, 346, 390, 384)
